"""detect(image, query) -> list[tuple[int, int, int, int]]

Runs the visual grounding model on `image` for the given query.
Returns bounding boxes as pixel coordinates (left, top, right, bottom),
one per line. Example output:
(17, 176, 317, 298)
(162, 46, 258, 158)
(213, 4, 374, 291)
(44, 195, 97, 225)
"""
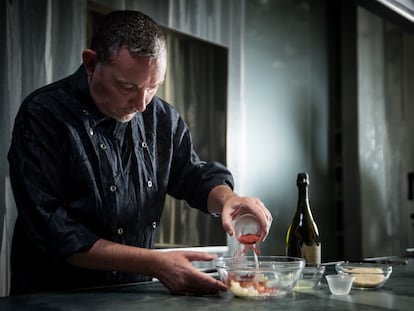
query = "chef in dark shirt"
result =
(7, 10, 272, 296)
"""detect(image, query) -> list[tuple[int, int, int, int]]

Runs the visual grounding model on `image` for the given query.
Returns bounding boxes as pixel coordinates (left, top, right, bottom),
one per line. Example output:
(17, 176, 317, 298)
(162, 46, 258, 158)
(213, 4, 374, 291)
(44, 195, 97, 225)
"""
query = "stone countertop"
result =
(0, 259, 413, 311)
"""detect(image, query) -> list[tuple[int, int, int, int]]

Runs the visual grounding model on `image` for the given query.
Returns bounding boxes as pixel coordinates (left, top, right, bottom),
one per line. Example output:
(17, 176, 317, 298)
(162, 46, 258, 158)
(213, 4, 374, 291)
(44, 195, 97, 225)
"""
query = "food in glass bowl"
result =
(335, 262, 392, 289)
(215, 256, 305, 299)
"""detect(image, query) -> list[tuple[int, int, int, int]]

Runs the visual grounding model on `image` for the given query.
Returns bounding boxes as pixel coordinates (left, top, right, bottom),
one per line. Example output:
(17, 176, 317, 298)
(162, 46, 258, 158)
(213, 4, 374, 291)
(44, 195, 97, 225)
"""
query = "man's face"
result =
(85, 45, 167, 122)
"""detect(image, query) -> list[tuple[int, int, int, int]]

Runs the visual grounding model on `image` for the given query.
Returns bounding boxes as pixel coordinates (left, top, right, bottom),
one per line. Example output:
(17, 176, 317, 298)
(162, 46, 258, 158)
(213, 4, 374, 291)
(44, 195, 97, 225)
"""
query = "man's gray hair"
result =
(90, 10, 166, 63)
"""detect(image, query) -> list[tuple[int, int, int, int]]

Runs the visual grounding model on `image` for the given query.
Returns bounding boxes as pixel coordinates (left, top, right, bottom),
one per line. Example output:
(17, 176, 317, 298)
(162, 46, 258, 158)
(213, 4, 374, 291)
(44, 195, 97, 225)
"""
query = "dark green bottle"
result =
(286, 173, 321, 265)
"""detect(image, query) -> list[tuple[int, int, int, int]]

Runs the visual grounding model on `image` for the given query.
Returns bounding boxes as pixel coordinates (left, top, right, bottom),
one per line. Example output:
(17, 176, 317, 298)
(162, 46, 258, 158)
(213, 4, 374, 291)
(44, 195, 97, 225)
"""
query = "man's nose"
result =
(130, 90, 147, 112)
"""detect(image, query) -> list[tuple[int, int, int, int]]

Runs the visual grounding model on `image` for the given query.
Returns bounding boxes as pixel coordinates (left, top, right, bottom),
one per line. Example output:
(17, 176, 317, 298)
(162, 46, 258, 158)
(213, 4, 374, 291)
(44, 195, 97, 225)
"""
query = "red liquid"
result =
(237, 234, 261, 245)
(235, 234, 262, 257)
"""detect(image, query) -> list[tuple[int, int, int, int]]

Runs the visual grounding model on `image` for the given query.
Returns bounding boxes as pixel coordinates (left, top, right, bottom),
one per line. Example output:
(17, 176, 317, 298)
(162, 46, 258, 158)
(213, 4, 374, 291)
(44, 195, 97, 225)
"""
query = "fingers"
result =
(158, 251, 227, 295)
(221, 196, 273, 241)
(256, 198, 273, 241)
(170, 275, 227, 296)
(221, 216, 234, 237)
(184, 269, 227, 294)
(183, 251, 217, 262)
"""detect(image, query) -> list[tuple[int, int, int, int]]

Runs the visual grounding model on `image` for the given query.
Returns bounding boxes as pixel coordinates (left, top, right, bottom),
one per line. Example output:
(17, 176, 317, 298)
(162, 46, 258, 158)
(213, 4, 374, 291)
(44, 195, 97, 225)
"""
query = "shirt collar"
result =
(72, 65, 111, 128)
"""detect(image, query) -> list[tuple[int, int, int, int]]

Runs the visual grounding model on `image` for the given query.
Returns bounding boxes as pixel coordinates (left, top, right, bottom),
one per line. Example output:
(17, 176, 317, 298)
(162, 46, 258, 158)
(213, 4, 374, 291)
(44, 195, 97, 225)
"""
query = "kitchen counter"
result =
(1, 259, 413, 311)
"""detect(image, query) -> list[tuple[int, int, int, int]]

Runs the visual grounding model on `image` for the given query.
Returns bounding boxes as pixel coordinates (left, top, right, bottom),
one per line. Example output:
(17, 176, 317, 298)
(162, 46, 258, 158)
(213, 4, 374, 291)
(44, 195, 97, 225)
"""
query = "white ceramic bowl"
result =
(326, 274, 354, 295)
(215, 256, 305, 299)
(335, 262, 392, 289)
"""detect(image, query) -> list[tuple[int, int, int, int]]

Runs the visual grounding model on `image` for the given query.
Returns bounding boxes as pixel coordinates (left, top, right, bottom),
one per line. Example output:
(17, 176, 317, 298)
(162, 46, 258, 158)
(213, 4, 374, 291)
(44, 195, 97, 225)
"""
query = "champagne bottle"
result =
(286, 172, 321, 266)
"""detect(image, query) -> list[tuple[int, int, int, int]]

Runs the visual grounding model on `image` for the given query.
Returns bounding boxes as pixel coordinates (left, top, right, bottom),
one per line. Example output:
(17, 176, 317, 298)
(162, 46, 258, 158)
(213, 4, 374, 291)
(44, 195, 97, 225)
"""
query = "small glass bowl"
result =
(326, 274, 354, 295)
(295, 265, 326, 289)
(335, 262, 392, 289)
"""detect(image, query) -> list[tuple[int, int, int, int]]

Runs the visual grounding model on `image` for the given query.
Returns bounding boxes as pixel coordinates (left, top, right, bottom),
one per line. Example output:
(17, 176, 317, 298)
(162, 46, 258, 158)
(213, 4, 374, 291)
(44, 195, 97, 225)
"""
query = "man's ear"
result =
(82, 49, 97, 75)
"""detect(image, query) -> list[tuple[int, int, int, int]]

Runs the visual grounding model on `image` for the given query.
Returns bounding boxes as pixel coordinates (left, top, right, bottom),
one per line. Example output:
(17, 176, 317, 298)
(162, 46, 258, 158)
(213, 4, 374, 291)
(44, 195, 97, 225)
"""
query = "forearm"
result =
(67, 238, 226, 295)
(207, 184, 237, 215)
(66, 239, 159, 276)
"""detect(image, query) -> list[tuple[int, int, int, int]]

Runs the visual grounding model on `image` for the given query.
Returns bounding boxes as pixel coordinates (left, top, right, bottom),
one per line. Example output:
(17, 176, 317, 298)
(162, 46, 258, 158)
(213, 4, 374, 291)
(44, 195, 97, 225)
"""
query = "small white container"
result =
(326, 274, 354, 295)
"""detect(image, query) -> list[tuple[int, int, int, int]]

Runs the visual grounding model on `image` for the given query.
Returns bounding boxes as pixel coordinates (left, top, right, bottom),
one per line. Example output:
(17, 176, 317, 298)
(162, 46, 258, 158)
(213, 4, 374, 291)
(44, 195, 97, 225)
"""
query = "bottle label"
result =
(301, 243, 321, 265)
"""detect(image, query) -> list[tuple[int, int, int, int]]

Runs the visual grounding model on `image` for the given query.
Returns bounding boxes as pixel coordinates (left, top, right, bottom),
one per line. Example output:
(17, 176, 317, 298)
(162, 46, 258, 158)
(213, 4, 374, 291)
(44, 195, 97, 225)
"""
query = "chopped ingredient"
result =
(229, 274, 276, 297)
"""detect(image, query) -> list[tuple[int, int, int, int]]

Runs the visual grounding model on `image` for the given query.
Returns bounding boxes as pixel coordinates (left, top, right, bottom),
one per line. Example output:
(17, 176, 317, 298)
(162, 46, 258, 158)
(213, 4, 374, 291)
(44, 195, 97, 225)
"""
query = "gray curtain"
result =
(0, 0, 86, 297)
(356, 7, 414, 257)
(156, 29, 228, 247)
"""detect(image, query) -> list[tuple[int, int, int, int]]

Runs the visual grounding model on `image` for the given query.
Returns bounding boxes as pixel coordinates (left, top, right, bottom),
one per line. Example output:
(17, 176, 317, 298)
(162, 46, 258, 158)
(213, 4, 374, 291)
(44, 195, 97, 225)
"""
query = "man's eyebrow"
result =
(115, 79, 137, 86)
(115, 79, 138, 89)
(115, 76, 164, 89)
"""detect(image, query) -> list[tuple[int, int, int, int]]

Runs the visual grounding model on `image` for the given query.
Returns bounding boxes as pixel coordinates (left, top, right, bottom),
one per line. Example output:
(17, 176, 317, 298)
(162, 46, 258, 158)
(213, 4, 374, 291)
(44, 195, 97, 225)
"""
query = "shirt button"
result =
(89, 128, 94, 136)
(141, 142, 147, 148)
(110, 185, 117, 192)
(112, 271, 117, 275)
(147, 180, 152, 188)
(117, 228, 124, 235)
(152, 222, 157, 229)
(100, 143, 107, 150)
(82, 109, 89, 115)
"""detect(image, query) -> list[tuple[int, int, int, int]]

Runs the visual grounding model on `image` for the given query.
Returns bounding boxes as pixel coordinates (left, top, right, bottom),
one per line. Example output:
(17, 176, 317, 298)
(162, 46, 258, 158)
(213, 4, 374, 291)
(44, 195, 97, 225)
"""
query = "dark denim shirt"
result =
(7, 65, 234, 295)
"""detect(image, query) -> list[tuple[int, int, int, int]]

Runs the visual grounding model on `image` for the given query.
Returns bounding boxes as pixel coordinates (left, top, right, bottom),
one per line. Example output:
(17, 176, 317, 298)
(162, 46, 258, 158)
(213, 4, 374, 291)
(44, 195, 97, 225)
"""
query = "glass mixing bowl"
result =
(216, 256, 305, 299)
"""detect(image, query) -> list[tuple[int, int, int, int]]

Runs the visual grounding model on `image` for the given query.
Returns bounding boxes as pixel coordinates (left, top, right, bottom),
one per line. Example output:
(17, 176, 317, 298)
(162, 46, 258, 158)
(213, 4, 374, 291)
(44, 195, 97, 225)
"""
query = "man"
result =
(8, 10, 272, 296)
